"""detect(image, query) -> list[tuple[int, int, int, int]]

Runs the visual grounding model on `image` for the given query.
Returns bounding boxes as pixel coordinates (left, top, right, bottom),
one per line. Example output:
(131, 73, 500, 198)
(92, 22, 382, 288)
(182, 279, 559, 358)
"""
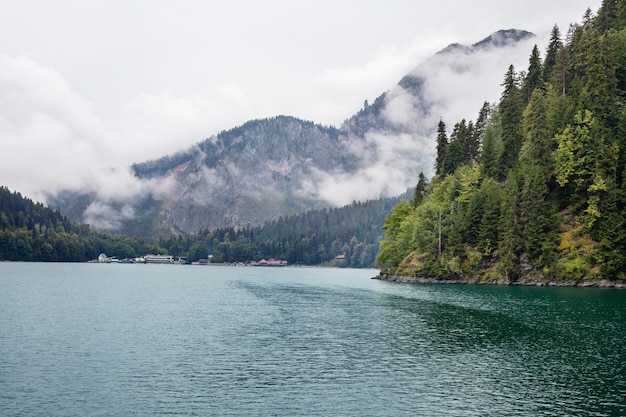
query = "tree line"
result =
(378, 2, 626, 282)
(0, 187, 165, 262)
(160, 197, 403, 267)
(1, 185, 402, 267)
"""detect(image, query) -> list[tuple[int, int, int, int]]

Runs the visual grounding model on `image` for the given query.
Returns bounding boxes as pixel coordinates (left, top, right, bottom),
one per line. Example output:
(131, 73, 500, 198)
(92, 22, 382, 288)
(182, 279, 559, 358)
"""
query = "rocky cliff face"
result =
(130, 116, 354, 235)
(49, 30, 535, 239)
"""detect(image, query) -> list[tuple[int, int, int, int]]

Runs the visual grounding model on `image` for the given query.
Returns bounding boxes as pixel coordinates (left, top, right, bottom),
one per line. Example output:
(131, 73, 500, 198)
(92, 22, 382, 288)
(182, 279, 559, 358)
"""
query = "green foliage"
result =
(477, 179, 502, 256)
(474, 102, 492, 145)
(435, 119, 448, 175)
(380, 3, 626, 281)
(519, 165, 559, 270)
(554, 109, 609, 221)
(497, 65, 525, 176)
(411, 172, 428, 208)
(480, 123, 502, 179)
(161, 197, 401, 268)
(520, 89, 554, 172)
(543, 25, 563, 82)
(377, 200, 414, 267)
(0, 186, 165, 262)
(522, 45, 544, 100)
(439, 106, 488, 176)
(498, 172, 524, 278)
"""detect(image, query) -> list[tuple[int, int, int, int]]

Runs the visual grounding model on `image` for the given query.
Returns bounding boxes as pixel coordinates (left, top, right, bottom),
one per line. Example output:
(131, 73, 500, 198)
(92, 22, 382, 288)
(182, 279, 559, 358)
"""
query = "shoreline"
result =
(373, 274, 626, 288)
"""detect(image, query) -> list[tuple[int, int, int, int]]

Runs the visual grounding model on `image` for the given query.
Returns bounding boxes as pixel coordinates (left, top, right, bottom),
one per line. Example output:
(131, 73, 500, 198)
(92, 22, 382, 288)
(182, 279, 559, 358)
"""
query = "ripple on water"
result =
(0, 264, 625, 416)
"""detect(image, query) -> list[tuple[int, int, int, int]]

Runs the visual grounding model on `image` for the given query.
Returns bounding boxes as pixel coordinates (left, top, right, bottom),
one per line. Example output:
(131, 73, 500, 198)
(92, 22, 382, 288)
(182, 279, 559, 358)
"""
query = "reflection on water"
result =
(0, 263, 624, 416)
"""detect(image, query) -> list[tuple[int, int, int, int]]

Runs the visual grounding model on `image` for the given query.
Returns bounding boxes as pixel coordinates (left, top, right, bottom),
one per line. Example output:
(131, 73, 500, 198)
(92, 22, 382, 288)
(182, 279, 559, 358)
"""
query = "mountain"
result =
(130, 116, 352, 235)
(49, 30, 535, 240)
(344, 29, 534, 138)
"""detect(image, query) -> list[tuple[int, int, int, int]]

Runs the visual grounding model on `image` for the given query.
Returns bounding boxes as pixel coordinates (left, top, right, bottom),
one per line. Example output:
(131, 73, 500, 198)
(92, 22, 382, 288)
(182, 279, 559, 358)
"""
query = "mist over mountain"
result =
(49, 30, 535, 239)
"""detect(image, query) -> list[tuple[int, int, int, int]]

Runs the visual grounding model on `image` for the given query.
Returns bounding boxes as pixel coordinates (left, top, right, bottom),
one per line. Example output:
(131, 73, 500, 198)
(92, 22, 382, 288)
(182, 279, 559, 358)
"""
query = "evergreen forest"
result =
(0, 185, 402, 267)
(378, 2, 626, 282)
(161, 197, 402, 267)
(0, 187, 166, 262)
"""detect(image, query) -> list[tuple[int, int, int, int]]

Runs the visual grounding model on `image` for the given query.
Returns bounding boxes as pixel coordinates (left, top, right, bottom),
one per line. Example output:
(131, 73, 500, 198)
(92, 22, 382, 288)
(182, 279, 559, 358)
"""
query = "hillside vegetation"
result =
(160, 195, 405, 267)
(0, 184, 403, 267)
(378, 3, 626, 282)
(0, 187, 165, 262)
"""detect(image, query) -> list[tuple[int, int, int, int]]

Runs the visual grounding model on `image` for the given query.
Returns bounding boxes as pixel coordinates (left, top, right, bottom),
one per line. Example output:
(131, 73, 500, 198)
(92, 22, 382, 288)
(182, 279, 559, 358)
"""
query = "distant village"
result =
(93, 253, 348, 266)
(92, 253, 291, 266)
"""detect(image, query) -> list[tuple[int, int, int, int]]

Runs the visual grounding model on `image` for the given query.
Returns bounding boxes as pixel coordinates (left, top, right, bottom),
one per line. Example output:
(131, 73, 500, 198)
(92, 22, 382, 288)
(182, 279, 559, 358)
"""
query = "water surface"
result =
(1, 263, 624, 416)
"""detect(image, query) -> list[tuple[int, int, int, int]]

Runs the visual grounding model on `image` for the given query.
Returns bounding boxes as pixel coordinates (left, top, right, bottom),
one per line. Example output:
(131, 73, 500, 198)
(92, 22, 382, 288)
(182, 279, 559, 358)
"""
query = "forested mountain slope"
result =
(160, 193, 408, 267)
(0, 186, 164, 261)
(378, 3, 626, 282)
(0, 183, 402, 266)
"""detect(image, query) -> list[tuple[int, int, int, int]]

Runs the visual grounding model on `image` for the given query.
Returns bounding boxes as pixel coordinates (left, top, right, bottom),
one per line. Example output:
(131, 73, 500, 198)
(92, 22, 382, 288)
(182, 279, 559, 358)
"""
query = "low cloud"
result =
(0, 54, 250, 206)
(83, 201, 136, 231)
(310, 33, 453, 125)
(0, 55, 106, 201)
(108, 87, 253, 167)
(307, 131, 434, 207)
(301, 34, 541, 207)
(81, 173, 179, 230)
(419, 34, 538, 127)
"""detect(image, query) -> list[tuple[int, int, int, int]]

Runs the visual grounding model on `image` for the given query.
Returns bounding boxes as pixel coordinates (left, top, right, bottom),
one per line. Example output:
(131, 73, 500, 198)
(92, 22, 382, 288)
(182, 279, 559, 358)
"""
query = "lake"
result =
(0, 262, 624, 416)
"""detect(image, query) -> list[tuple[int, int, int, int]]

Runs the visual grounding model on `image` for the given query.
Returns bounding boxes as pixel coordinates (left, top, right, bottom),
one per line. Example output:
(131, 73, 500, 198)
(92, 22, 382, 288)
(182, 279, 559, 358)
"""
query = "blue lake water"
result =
(0, 262, 625, 416)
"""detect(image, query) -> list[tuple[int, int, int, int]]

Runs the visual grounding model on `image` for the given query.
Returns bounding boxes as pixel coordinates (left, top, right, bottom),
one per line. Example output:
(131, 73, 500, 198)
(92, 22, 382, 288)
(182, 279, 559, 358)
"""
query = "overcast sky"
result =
(0, 0, 602, 201)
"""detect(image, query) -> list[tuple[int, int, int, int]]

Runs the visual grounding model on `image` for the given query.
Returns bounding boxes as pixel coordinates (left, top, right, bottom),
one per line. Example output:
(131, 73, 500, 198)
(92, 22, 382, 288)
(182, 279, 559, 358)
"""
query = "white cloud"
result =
(382, 87, 423, 128)
(310, 34, 453, 125)
(83, 201, 136, 231)
(311, 131, 434, 206)
(109, 93, 214, 164)
(0, 55, 105, 200)
(0, 55, 196, 204)
(420, 35, 539, 129)
(0, 0, 603, 208)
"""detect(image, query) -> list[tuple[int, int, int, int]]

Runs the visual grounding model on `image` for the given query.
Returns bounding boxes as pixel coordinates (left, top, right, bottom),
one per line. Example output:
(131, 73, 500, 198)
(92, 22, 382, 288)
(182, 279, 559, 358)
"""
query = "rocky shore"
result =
(373, 273, 626, 288)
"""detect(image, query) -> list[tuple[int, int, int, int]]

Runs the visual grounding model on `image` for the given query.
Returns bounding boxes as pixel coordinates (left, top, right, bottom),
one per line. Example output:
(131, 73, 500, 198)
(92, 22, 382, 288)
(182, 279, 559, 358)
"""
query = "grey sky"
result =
(0, 0, 602, 200)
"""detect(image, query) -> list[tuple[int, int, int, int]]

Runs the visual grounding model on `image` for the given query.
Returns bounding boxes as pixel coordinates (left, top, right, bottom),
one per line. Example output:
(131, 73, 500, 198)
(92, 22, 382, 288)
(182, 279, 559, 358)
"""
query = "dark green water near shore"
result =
(1, 263, 624, 416)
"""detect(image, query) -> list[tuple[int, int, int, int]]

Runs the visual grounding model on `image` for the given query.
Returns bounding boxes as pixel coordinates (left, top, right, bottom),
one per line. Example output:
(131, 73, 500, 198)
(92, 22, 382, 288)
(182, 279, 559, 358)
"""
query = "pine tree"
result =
(519, 89, 554, 175)
(595, 185, 626, 279)
(522, 45, 544, 101)
(441, 138, 464, 176)
(466, 120, 478, 162)
(584, 26, 618, 126)
(583, 7, 595, 26)
(477, 179, 501, 256)
(554, 110, 603, 202)
(543, 25, 563, 82)
(617, 106, 626, 187)
(412, 172, 428, 207)
(435, 119, 448, 175)
(497, 65, 524, 176)
(451, 119, 471, 164)
(472, 102, 491, 159)
(549, 42, 572, 96)
(480, 125, 501, 179)
(498, 172, 523, 279)
(520, 165, 559, 269)
(595, 0, 619, 32)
